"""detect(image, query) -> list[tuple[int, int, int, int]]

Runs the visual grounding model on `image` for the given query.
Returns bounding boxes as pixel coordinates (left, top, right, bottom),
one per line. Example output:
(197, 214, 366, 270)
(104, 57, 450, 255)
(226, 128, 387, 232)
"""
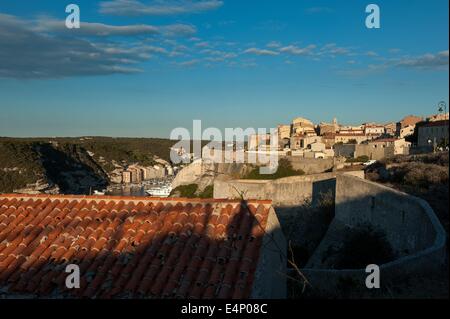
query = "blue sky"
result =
(0, 0, 448, 138)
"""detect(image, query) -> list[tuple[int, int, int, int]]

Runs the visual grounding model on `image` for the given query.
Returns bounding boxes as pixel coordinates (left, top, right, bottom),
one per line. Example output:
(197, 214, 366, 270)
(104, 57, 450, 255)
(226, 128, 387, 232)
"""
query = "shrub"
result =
(392, 162, 448, 188)
(242, 158, 305, 180)
(198, 185, 214, 198)
(170, 184, 198, 198)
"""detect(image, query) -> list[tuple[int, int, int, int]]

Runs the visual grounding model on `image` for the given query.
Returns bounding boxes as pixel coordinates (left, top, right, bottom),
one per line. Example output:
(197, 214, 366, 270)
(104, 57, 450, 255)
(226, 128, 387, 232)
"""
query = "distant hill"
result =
(0, 137, 176, 194)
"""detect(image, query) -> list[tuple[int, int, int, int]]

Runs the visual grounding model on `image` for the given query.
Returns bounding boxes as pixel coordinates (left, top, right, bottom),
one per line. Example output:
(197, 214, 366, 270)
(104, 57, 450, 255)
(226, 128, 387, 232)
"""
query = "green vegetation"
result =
(0, 141, 45, 192)
(346, 155, 369, 163)
(170, 184, 214, 199)
(170, 184, 199, 198)
(242, 158, 305, 180)
(198, 185, 214, 198)
(0, 137, 179, 194)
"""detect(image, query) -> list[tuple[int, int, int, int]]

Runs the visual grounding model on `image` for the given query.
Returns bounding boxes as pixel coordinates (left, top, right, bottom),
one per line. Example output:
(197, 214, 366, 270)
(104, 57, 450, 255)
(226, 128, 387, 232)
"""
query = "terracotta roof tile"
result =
(0, 194, 271, 299)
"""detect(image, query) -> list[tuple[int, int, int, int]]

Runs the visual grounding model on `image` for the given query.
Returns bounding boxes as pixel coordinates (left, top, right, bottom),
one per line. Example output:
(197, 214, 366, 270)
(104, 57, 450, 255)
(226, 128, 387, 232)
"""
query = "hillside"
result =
(0, 137, 176, 194)
(366, 152, 449, 232)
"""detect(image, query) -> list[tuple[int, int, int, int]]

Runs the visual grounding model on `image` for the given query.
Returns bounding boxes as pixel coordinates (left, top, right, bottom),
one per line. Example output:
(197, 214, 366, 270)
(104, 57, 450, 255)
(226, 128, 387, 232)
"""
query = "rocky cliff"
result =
(0, 137, 174, 194)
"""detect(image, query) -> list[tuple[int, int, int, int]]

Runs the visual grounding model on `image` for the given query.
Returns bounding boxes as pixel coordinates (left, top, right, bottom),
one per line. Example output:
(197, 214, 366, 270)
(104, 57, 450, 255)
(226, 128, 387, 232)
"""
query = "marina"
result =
(105, 177, 174, 197)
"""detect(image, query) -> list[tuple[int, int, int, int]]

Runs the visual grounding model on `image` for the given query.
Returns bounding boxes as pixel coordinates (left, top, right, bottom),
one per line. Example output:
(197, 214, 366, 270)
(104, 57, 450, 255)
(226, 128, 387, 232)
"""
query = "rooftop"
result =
(0, 194, 272, 299)
(418, 120, 449, 128)
(369, 138, 399, 143)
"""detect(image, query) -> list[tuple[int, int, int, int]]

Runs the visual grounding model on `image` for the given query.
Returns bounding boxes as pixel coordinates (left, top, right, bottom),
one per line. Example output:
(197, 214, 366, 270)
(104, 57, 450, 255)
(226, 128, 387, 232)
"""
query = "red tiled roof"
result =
(0, 194, 272, 299)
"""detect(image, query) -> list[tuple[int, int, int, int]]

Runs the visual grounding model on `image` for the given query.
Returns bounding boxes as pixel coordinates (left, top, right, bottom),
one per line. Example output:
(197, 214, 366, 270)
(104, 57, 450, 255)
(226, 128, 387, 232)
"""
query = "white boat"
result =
(93, 190, 106, 195)
(146, 186, 172, 197)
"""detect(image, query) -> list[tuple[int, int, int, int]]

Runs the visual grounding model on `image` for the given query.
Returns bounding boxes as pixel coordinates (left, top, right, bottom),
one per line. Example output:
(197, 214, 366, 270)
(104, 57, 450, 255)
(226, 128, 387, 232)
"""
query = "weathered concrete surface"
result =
(214, 171, 364, 207)
(334, 175, 441, 255)
(171, 160, 252, 192)
(302, 175, 447, 294)
(286, 156, 335, 174)
(251, 206, 287, 298)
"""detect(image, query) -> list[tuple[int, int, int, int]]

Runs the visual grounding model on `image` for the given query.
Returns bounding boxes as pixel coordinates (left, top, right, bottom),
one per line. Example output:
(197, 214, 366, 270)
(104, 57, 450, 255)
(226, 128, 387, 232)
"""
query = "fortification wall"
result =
(213, 171, 364, 207)
(286, 156, 335, 174)
(302, 175, 447, 294)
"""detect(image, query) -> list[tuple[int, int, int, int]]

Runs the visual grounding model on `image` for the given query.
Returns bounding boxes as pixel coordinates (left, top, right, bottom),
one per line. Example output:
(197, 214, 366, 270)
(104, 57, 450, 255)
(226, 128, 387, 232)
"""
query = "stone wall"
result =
(213, 171, 364, 207)
(334, 143, 395, 160)
(285, 156, 335, 174)
(302, 175, 447, 294)
(354, 144, 394, 160)
(251, 206, 287, 298)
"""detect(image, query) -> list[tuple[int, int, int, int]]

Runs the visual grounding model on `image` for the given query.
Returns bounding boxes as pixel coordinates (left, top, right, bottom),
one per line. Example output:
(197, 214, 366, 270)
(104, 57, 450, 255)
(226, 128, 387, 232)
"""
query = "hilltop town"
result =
(249, 112, 449, 160)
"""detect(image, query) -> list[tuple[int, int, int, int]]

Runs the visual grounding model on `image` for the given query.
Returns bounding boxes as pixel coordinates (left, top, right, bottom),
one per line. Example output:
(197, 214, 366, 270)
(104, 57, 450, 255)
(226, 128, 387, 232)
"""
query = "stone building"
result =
(363, 124, 385, 136)
(396, 115, 423, 137)
(335, 133, 368, 144)
(384, 122, 396, 136)
(122, 170, 132, 184)
(417, 120, 449, 148)
(318, 118, 339, 135)
(292, 117, 316, 136)
(277, 124, 291, 149)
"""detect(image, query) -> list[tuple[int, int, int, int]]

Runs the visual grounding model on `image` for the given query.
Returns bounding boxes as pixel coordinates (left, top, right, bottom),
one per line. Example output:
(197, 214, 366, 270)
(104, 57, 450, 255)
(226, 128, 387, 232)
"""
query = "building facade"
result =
(417, 120, 449, 147)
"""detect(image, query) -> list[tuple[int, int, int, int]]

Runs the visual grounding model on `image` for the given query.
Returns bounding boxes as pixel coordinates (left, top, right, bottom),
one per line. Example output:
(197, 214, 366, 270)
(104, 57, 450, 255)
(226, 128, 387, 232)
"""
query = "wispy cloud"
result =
(99, 0, 223, 16)
(336, 50, 449, 78)
(320, 43, 351, 56)
(175, 59, 200, 67)
(266, 41, 281, 48)
(279, 44, 316, 55)
(0, 13, 171, 78)
(244, 48, 279, 56)
(394, 51, 449, 69)
(0, 9, 203, 79)
(194, 41, 211, 48)
(34, 17, 195, 37)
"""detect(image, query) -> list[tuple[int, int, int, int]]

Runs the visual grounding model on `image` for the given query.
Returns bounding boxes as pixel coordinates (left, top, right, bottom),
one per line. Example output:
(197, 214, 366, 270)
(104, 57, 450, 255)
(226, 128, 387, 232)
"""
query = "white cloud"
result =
(395, 50, 449, 69)
(176, 59, 200, 66)
(244, 48, 279, 56)
(195, 41, 211, 48)
(0, 13, 158, 78)
(279, 44, 316, 55)
(319, 43, 352, 56)
(266, 41, 281, 48)
(161, 24, 197, 36)
(34, 17, 195, 37)
(99, 0, 223, 16)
